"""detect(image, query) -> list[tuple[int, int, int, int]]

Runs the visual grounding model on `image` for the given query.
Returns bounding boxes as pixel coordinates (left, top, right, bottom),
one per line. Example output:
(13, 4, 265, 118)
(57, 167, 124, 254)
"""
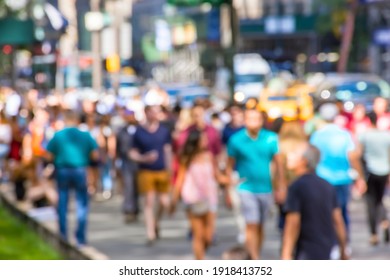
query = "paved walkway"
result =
(86, 192, 390, 260)
(2, 183, 390, 260)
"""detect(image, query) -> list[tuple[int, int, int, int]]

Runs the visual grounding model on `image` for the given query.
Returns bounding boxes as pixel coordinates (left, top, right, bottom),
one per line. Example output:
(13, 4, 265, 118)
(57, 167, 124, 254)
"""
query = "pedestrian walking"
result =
(221, 104, 245, 244)
(310, 103, 366, 255)
(171, 129, 220, 260)
(129, 105, 172, 245)
(281, 144, 348, 260)
(358, 113, 390, 245)
(116, 110, 139, 223)
(369, 97, 390, 131)
(46, 110, 99, 247)
(226, 108, 287, 260)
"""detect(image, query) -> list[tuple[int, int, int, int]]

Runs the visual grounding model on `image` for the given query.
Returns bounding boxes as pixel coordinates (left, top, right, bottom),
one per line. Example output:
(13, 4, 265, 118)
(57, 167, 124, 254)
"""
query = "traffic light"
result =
(106, 54, 121, 73)
(2, 45, 13, 55)
(167, 0, 231, 7)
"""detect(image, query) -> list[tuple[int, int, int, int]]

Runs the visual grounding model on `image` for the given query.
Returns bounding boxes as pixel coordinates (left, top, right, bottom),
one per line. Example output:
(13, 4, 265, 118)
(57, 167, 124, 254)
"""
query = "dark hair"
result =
(368, 112, 377, 126)
(180, 129, 202, 167)
(63, 110, 80, 122)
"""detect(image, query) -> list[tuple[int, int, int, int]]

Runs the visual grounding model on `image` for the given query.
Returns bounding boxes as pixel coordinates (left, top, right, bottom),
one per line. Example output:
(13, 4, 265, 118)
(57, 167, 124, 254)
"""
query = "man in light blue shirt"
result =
(226, 109, 287, 260)
(310, 103, 366, 241)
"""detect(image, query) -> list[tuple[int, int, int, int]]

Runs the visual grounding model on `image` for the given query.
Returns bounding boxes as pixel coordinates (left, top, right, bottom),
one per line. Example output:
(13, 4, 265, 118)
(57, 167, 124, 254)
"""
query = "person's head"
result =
(373, 97, 388, 116)
(124, 109, 137, 125)
(279, 121, 306, 142)
(353, 104, 366, 121)
(63, 110, 80, 126)
(244, 109, 263, 135)
(33, 108, 49, 125)
(287, 143, 320, 175)
(144, 105, 162, 123)
(229, 104, 244, 127)
(180, 129, 207, 166)
(368, 112, 378, 128)
(191, 104, 206, 128)
(222, 246, 251, 260)
(335, 99, 344, 112)
(319, 102, 339, 123)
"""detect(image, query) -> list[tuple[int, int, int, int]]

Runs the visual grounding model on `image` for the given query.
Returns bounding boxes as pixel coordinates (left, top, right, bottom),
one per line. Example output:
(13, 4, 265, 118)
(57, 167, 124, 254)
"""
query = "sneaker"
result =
(330, 245, 340, 260)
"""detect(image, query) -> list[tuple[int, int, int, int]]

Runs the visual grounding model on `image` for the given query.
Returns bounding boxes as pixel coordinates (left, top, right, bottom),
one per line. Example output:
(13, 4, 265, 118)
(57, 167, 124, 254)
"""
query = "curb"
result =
(0, 188, 109, 260)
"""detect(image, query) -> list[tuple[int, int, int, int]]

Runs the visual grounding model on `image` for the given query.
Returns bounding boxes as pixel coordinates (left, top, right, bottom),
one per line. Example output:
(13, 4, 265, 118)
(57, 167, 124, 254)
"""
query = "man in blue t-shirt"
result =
(46, 110, 99, 247)
(129, 105, 172, 245)
(226, 109, 287, 260)
(310, 103, 366, 244)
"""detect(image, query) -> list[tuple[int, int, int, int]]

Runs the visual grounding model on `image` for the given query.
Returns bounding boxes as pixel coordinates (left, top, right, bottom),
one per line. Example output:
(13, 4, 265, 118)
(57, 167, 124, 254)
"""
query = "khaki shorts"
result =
(137, 170, 170, 194)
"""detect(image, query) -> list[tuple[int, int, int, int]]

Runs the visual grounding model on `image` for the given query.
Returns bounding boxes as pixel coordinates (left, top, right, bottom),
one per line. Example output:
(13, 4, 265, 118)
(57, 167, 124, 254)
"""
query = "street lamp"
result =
(85, 0, 104, 93)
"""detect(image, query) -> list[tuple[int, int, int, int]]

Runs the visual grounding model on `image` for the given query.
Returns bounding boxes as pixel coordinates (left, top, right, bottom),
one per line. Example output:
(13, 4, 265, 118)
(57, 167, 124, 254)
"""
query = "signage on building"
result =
(373, 28, 390, 46)
(265, 16, 295, 34)
(207, 8, 220, 42)
(360, 0, 385, 3)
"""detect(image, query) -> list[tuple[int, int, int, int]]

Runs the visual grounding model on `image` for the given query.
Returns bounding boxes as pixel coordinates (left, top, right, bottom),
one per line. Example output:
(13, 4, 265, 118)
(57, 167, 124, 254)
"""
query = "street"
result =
(1, 183, 390, 260)
(85, 191, 390, 260)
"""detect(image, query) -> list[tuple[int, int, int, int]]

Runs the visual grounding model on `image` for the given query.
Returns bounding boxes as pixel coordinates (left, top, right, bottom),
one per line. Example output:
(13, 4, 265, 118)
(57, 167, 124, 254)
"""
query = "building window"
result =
(234, 0, 264, 20)
(296, 0, 313, 15)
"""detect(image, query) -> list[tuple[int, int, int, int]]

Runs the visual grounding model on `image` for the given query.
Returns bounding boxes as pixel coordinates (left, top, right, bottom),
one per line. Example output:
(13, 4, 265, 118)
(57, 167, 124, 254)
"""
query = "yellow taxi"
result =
(258, 83, 314, 122)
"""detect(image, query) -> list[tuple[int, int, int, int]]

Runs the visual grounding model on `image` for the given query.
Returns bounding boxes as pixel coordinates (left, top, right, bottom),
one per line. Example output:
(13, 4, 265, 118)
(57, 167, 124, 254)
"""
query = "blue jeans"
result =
(335, 184, 351, 238)
(56, 167, 89, 245)
(100, 159, 113, 192)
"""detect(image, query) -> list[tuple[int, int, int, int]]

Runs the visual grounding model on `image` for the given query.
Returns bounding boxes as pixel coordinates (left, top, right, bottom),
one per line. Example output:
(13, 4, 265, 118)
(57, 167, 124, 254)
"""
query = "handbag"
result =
(188, 200, 209, 216)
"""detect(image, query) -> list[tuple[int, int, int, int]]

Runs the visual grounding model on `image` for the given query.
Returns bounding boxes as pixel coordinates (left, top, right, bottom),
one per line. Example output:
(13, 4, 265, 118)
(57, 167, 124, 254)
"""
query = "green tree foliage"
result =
(315, 0, 349, 36)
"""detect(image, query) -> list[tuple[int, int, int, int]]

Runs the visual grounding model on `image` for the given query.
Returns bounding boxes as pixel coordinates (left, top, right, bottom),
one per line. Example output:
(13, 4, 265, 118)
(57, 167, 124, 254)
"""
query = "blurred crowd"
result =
(0, 85, 389, 260)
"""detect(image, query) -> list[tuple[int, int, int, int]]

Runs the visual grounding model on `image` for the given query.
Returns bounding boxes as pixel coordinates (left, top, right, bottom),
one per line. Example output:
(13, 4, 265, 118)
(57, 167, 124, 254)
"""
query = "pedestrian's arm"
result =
(129, 148, 146, 163)
(43, 137, 55, 162)
(171, 164, 186, 214)
(333, 208, 348, 260)
(164, 144, 173, 174)
(273, 153, 288, 204)
(225, 156, 236, 188)
(90, 149, 99, 162)
(281, 212, 301, 260)
(108, 134, 117, 160)
(348, 149, 367, 194)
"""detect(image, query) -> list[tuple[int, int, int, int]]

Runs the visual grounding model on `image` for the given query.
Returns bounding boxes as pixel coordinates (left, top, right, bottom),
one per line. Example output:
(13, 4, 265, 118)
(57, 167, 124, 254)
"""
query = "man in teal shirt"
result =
(46, 110, 98, 246)
(226, 109, 287, 260)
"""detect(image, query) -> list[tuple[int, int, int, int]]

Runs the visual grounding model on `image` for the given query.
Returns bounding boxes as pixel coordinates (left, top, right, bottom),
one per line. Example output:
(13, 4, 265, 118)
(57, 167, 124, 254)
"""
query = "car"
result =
(259, 82, 315, 121)
(312, 73, 390, 112)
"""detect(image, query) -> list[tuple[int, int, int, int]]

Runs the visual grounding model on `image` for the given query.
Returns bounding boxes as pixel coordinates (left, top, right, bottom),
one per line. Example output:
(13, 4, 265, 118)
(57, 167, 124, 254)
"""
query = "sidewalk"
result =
(1, 183, 390, 260)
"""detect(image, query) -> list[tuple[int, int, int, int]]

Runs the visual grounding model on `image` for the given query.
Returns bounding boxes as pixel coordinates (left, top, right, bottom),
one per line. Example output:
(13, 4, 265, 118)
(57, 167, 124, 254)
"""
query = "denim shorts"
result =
(239, 192, 272, 225)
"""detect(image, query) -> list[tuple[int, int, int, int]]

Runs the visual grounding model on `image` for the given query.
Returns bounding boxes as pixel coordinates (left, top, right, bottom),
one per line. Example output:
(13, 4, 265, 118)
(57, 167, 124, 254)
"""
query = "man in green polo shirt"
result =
(226, 109, 287, 260)
(46, 110, 98, 247)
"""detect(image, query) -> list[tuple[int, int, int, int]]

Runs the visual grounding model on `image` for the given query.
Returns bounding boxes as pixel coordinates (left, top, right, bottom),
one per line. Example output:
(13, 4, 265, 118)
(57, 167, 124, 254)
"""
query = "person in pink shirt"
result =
(370, 97, 390, 131)
(171, 129, 220, 260)
(173, 104, 223, 186)
(350, 104, 371, 137)
(175, 104, 222, 158)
